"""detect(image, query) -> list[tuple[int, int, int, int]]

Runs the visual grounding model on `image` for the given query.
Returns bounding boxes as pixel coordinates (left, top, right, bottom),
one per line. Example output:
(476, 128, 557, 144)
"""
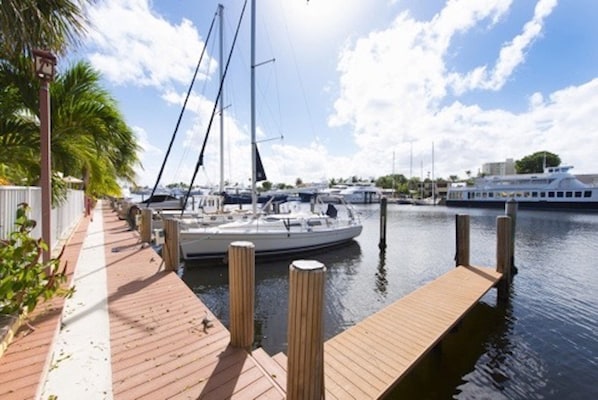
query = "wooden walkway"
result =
(255, 265, 503, 399)
(0, 201, 284, 399)
(322, 265, 502, 399)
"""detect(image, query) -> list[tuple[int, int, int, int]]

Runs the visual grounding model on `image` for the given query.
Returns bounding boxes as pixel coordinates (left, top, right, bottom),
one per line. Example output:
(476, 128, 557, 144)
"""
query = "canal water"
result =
(181, 204, 598, 399)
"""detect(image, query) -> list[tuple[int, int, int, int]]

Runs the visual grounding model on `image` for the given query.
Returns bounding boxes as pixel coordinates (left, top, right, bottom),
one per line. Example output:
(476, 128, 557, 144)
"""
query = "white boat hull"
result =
(180, 219, 362, 260)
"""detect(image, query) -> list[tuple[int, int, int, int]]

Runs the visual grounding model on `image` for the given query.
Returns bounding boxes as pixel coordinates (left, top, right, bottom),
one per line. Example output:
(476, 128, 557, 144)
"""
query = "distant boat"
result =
(412, 197, 441, 206)
(118, 193, 184, 222)
(220, 188, 288, 205)
(338, 183, 382, 204)
(446, 165, 598, 211)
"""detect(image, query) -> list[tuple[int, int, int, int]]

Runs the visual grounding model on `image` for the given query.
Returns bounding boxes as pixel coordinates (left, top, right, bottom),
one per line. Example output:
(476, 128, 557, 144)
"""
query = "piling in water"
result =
(379, 197, 388, 250)
(496, 215, 512, 302)
(455, 214, 470, 267)
(505, 199, 517, 272)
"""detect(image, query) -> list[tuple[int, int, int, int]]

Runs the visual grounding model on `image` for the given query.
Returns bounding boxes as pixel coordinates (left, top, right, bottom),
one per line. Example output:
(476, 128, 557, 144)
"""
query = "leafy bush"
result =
(0, 203, 73, 316)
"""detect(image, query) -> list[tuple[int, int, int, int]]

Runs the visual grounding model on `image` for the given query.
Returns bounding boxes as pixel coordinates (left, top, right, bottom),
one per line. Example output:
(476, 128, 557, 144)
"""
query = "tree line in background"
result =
(147, 151, 562, 198)
(0, 0, 140, 203)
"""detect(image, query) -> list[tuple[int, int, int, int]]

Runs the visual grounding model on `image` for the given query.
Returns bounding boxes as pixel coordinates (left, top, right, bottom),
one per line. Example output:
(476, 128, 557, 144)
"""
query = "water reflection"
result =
(182, 240, 363, 354)
(375, 250, 388, 297)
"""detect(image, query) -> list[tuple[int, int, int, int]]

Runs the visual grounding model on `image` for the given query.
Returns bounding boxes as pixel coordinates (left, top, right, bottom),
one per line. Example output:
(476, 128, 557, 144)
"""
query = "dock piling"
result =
(140, 208, 153, 243)
(505, 199, 517, 272)
(287, 260, 326, 400)
(455, 214, 470, 266)
(162, 218, 180, 271)
(496, 215, 512, 302)
(379, 197, 388, 250)
(228, 241, 255, 350)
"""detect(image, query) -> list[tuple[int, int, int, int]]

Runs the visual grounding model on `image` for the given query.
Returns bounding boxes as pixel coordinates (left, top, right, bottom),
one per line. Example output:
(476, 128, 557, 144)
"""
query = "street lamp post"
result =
(33, 49, 57, 263)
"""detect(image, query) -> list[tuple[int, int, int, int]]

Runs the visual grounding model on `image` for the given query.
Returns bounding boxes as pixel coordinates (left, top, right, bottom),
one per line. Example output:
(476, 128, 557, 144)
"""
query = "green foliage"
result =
(0, 203, 73, 316)
(0, 57, 141, 199)
(515, 151, 560, 174)
(259, 180, 273, 192)
(0, 0, 90, 60)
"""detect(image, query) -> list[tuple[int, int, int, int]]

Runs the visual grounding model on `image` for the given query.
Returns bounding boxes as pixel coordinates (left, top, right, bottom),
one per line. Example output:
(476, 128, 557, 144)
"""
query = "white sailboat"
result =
(179, 0, 362, 261)
(412, 143, 440, 205)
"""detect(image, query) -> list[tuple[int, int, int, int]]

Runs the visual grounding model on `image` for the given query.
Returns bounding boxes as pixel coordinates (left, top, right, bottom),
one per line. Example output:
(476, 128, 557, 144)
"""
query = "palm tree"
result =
(51, 62, 140, 196)
(0, 0, 89, 60)
(0, 57, 140, 198)
(0, 1, 140, 198)
(0, 57, 40, 183)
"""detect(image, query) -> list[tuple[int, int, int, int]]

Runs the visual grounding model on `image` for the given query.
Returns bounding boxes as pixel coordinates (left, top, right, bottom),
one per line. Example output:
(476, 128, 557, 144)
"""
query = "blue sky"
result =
(71, 0, 598, 188)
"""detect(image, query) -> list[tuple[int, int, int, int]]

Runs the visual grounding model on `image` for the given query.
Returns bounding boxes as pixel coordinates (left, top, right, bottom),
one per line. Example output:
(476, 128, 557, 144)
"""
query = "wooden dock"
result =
(253, 265, 503, 399)
(0, 201, 510, 399)
(322, 265, 502, 399)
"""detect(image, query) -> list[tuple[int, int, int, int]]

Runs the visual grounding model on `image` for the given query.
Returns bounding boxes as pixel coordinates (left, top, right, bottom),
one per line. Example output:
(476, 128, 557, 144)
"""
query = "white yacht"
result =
(338, 184, 382, 204)
(446, 166, 598, 211)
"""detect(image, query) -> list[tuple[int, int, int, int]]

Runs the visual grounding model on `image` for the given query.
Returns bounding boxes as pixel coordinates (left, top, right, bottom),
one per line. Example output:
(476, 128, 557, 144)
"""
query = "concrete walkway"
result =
(40, 205, 113, 398)
(0, 200, 284, 400)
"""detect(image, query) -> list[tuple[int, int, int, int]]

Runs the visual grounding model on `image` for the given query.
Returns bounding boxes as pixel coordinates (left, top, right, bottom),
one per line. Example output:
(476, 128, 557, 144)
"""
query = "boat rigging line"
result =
(145, 5, 219, 209)
(181, 0, 249, 216)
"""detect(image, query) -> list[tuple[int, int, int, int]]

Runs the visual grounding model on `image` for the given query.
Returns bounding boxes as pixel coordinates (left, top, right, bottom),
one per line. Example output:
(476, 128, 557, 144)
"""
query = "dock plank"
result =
(251, 347, 287, 392)
(324, 265, 502, 399)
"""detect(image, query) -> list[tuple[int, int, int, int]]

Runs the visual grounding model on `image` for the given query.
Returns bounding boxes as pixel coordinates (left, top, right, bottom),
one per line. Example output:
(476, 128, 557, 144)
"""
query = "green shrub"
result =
(0, 203, 73, 316)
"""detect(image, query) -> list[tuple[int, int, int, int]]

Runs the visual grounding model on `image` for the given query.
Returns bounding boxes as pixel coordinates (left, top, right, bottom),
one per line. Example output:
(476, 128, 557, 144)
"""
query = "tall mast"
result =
(250, 0, 257, 215)
(420, 159, 423, 198)
(410, 142, 413, 179)
(218, 4, 224, 193)
(432, 142, 435, 203)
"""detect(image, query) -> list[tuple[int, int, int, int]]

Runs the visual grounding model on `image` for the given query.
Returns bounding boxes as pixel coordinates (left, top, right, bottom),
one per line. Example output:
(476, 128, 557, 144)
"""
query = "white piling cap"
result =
(290, 260, 326, 271)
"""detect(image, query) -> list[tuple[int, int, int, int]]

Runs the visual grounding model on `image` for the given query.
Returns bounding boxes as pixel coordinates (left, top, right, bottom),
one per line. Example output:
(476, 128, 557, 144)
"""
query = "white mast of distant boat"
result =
(432, 141, 435, 204)
(250, 0, 258, 215)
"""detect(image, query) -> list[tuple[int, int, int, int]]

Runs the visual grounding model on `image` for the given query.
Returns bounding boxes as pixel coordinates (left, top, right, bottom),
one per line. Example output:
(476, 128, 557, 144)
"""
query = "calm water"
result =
(181, 204, 598, 399)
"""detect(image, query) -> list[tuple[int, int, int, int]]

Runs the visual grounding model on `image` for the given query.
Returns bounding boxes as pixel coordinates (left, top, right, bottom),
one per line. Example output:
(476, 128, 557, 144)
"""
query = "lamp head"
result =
(32, 49, 57, 81)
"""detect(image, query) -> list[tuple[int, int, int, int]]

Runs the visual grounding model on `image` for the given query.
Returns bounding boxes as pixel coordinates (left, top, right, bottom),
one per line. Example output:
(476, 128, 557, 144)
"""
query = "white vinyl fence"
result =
(0, 186, 85, 254)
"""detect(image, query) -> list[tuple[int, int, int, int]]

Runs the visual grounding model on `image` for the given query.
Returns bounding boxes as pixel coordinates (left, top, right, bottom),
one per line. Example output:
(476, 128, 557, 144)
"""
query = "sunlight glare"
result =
(273, 0, 370, 42)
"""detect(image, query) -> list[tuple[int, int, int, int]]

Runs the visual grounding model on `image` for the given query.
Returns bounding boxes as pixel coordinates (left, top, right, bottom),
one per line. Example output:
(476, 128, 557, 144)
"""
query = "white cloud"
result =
(323, 0, 598, 182)
(83, 0, 597, 187)
(85, 0, 215, 89)
(449, 0, 558, 93)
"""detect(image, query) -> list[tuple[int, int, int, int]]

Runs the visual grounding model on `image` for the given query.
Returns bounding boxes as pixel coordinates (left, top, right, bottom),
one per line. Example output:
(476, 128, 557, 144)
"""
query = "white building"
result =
(481, 158, 515, 176)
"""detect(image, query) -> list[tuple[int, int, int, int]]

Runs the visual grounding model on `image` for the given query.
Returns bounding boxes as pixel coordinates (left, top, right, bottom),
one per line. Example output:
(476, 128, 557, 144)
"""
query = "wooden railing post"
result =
(505, 199, 517, 272)
(162, 218, 180, 271)
(287, 260, 326, 400)
(496, 216, 512, 302)
(228, 241, 255, 350)
(455, 214, 470, 266)
(378, 197, 388, 250)
(140, 208, 153, 243)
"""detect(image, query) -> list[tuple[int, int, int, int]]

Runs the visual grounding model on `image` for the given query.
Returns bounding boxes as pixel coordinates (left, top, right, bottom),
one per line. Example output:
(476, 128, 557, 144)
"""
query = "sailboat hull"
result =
(180, 220, 362, 260)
